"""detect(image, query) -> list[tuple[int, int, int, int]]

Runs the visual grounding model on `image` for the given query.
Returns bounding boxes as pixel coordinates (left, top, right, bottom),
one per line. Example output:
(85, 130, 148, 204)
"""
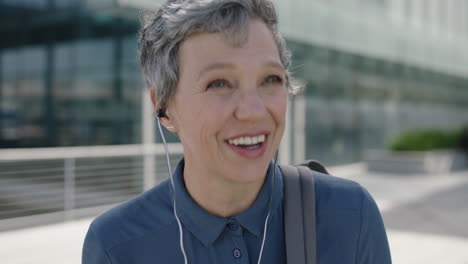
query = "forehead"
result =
(178, 20, 282, 75)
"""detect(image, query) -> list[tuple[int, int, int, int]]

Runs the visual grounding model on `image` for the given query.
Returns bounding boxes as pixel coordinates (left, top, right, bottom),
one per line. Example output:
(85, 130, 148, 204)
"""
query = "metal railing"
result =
(0, 95, 305, 231)
(0, 144, 184, 231)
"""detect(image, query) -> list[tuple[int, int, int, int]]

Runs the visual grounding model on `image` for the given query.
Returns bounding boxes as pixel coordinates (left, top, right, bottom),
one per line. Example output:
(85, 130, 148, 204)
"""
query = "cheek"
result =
(178, 95, 232, 142)
(268, 91, 288, 125)
(199, 98, 233, 136)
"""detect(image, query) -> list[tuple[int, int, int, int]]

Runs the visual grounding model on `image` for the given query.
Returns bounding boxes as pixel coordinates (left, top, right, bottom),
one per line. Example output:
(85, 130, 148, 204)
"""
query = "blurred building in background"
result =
(278, 0, 468, 165)
(1, 0, 468, 163)
(0, 0, 145, 149)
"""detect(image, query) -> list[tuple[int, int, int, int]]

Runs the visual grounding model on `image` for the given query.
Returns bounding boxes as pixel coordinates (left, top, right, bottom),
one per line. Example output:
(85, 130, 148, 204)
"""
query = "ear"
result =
(150, 88, 178, 134)
(160, 112, 178, 134)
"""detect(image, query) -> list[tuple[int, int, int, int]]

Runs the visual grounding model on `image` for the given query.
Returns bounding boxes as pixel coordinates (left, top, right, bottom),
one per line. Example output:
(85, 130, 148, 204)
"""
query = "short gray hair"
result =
(138, 0, 300, 109)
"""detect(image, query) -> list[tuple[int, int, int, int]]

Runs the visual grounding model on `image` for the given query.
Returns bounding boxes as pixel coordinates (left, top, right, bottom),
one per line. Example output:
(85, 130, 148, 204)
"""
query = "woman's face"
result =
(165, 19, 288, 185)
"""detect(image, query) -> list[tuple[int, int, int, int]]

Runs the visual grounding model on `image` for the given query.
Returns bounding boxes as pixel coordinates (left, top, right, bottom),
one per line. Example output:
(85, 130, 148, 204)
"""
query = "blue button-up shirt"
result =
(83, 159, 391, 264)
(83, 159, 285, 264)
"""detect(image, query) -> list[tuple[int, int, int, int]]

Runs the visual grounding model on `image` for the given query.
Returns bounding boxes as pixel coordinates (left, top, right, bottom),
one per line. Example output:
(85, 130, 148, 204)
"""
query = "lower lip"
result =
(226, 137, 268, 159)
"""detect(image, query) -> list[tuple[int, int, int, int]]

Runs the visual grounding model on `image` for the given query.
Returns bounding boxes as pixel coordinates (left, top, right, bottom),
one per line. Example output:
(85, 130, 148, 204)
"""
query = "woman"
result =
(82, 0, 391, 263)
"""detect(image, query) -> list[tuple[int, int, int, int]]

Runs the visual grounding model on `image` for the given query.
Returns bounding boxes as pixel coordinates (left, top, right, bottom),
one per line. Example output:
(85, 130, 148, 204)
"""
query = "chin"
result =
(227, 159, 271, 184)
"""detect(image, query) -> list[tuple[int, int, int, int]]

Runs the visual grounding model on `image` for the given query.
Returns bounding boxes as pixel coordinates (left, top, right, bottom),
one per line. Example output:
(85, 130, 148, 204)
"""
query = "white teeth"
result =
(258, 135, 265, 142)
(252, 137, 258, 144)
(228, 135, 266, 146)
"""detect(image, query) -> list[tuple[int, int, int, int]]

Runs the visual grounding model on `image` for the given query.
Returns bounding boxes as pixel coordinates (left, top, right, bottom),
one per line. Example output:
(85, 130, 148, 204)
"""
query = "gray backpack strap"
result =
(281, 165, 317, 264)
(281, 165, 306, 264)
(298, 160, 329, 175)
(297, 166, 317, 264)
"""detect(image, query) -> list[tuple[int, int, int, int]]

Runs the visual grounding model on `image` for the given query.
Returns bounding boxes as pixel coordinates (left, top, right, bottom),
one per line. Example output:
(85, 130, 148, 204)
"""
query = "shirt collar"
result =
(170, 158, 283, 246)
(234, 163, 283, 238)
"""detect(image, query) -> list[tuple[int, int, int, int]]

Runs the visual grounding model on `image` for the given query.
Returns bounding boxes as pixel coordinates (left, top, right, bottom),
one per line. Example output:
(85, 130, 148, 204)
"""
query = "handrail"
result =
(0, 143, 184, 161)
(0, 143, 186, 230)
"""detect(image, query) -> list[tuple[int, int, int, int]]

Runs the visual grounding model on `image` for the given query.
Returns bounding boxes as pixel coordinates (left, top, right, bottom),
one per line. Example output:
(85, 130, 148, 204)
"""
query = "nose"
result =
(234, 89, 267, 121)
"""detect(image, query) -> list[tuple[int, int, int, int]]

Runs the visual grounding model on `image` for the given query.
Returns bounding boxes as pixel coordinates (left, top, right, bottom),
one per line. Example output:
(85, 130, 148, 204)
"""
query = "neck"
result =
(182, 160, 267, 218)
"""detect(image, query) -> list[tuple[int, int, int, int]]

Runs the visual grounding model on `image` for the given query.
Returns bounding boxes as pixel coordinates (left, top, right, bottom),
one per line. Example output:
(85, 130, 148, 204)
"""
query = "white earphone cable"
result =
(158, 117, 276, 264)
(157, 119, 188, 264)
(257, 152, 277, 264)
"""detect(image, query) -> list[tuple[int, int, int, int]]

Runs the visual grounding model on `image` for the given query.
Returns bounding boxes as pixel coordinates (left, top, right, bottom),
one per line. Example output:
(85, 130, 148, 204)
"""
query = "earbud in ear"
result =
(156, 108, 167, 118)
(156, 108, 176, 131)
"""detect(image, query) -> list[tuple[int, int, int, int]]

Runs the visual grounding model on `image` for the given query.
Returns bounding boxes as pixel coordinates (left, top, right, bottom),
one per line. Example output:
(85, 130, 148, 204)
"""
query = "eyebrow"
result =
(197, 63, 235, 81)
(197, 61, 285, 81)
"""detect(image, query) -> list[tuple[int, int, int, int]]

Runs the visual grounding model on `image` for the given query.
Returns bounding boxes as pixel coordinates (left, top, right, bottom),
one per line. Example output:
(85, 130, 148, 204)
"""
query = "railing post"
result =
(293, 95, 306, 164)
(143, 150, 156, 191)
(279, 97, 293, 165)
(64, 158, 76, 221)
(142, 89, 156, 191)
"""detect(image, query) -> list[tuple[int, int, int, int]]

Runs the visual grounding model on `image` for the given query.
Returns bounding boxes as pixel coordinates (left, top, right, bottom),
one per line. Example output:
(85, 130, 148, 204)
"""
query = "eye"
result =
(265, 75, 283, 84)
(207, 79, 229, 89)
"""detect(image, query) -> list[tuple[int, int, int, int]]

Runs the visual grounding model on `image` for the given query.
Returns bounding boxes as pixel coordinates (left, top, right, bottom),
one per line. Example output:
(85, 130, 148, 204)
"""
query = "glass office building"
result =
(0, 0, 143, 148)
(1, 0, 468, 164)
(277, 0, 468, 164)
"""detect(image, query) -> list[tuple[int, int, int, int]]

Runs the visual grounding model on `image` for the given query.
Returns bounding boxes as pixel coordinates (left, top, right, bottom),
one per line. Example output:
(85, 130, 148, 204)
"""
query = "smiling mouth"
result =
(226, 134, 266, 149)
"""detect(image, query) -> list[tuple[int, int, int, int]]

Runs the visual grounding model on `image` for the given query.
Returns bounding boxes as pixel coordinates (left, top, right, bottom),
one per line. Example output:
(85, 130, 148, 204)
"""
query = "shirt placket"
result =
(226, 219, 250, 264)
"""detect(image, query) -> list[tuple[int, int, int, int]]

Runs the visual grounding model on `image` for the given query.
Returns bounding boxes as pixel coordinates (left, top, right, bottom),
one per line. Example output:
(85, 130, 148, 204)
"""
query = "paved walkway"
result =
(334, 165, 468, 264)
(1, 165, 468, 264)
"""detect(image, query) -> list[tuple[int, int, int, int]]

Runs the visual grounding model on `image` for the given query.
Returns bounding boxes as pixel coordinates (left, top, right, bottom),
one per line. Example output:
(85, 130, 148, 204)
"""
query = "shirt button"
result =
(233, 248, 242, 259)
(228, 222, 239, 231)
